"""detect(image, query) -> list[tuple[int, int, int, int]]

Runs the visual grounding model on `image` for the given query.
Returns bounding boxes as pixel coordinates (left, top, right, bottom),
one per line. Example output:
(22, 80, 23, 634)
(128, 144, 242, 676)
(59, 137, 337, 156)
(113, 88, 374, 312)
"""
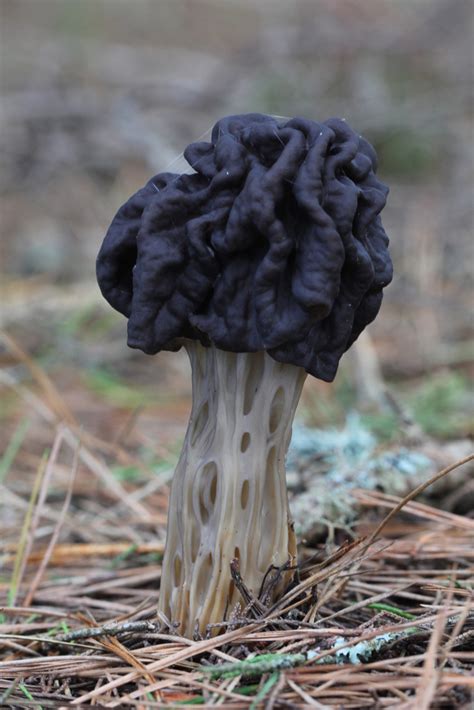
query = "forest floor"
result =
(0, 295, 473, 709)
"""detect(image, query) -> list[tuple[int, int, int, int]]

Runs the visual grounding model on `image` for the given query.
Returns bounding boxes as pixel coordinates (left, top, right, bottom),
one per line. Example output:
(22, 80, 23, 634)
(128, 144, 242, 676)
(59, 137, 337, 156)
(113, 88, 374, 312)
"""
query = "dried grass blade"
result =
(0, 368, 153, 520)
(23, 438, 80, 606)
(0, 329, 76, 426)
(60, 425, 153, 521)
(8, 451, 48, 606)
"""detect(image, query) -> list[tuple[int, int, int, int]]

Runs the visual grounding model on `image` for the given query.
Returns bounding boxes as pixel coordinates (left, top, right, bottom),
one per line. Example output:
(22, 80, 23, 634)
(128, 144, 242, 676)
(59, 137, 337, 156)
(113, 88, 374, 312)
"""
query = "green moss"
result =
(411, 372, 472, 438)
(84, 368, 150, 408)
(111, 464, 143, 482)
(59, 305, 119, 340)
(361, 411, 400, 442)
(373, 127, 440, 180)
(251, 73, 303, 116)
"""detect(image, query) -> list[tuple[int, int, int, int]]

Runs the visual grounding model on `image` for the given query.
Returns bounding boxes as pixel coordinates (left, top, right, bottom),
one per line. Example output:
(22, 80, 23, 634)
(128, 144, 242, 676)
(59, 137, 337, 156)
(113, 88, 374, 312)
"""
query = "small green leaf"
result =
(250, 672, 279, 710)
(19, 684, 35, 702)
(0, 418, 30, 483)
(368, 602, 416, 620)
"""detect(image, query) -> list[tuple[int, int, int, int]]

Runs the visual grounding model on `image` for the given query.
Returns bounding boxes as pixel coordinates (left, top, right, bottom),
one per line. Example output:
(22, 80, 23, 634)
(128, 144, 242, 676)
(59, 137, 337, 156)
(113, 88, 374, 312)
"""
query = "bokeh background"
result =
(1, 0, 473, 447)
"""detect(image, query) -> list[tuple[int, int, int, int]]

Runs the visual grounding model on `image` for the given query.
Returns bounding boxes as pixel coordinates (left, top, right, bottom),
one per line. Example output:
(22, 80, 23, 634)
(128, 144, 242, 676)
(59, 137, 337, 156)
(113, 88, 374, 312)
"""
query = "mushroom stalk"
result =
(159, 341, 307, 636)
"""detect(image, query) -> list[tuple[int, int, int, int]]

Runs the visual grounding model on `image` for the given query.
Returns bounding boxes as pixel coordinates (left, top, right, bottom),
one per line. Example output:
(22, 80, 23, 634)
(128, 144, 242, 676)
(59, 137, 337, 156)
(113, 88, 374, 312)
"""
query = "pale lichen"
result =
(287, 414, 432, 539)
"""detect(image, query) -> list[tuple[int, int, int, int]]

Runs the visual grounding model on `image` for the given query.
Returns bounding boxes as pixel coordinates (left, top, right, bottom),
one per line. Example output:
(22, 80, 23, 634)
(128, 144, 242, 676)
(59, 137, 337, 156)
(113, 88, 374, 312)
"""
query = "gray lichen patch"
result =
(287, 415, 433, 542)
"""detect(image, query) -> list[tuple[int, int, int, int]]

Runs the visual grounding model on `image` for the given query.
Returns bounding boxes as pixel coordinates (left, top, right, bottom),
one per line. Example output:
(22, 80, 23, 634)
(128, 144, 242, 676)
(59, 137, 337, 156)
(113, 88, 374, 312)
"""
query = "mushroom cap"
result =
(96, 113, 392, 381)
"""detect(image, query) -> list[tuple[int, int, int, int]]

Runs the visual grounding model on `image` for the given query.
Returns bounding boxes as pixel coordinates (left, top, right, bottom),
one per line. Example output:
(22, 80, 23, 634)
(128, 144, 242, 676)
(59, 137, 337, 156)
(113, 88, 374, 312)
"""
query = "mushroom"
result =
(97, 113, 392, 637)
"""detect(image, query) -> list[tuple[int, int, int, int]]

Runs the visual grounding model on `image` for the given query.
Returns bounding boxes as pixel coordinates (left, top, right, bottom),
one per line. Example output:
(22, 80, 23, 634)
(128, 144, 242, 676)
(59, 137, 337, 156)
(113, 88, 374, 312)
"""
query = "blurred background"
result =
(1, 0, 473, 453)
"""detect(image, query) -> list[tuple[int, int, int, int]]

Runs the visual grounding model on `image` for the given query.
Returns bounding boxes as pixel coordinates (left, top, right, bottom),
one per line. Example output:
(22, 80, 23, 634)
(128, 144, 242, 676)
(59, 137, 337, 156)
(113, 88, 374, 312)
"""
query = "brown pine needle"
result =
(1, 542, 165, 565)
(366, 453, 474, 544)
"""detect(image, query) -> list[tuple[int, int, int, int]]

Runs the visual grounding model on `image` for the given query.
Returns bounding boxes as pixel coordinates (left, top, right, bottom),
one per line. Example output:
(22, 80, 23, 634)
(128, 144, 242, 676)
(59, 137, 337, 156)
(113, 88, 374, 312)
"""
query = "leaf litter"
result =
(0, 331, 473, 708)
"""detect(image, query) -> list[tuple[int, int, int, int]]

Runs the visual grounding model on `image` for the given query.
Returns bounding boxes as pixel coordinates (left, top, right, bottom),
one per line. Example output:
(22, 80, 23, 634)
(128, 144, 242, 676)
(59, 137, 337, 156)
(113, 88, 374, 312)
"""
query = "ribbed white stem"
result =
(158, 342, 306, 637)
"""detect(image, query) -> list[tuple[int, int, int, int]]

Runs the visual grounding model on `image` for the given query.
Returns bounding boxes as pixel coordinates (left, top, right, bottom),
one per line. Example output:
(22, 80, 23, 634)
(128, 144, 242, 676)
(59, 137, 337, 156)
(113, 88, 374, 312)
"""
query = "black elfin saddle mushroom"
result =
(97, 113, 393, 637)
(97, 113, 392, 382)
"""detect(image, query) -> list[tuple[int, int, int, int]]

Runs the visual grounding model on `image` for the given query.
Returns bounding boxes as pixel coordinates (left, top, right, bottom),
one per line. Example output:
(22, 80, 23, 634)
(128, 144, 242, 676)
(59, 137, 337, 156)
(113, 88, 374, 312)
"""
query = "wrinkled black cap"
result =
(97, 113, 392, 381)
